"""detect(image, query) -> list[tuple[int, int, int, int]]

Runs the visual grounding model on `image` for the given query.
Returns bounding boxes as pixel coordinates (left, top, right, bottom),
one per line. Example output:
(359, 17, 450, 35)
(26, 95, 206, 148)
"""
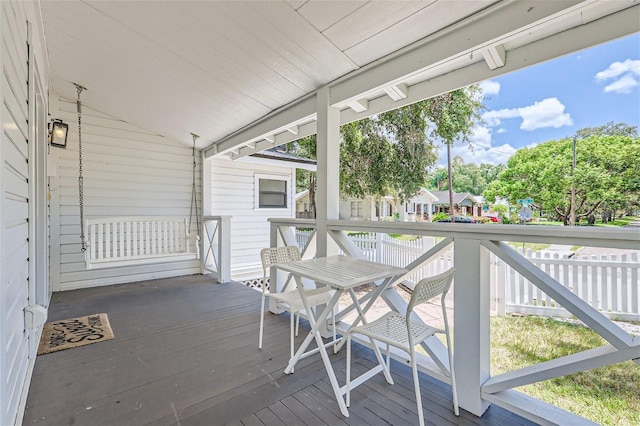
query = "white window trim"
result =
(254, 173, 291, 211)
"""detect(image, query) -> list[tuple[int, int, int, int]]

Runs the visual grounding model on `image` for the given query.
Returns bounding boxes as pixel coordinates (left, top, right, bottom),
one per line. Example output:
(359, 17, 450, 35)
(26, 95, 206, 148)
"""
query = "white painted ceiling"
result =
(40, 1, 639, 151)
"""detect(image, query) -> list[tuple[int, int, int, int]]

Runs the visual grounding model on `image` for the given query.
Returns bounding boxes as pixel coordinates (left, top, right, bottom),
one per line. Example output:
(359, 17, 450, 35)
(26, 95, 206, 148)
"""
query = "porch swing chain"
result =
(189, 133, 201, 243)
(75, 83, 87, 252)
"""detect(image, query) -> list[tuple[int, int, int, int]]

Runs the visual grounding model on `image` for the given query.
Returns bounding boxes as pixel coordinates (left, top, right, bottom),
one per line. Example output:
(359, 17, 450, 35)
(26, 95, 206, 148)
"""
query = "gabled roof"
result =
(430, 191, 480, 206)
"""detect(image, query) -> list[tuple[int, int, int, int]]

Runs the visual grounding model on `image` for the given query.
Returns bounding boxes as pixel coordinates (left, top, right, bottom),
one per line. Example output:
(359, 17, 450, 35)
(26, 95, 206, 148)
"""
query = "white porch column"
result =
(315, 86, 340, 257)
(454, 238, 491, 416)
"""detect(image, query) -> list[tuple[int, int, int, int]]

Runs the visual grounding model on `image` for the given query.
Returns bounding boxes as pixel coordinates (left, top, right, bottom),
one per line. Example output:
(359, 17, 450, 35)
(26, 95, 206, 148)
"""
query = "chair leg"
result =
(447, 339, 460, 416)
(295, 313, 300, 336)
(346, 333, 352, 406)
(258, 295, 266, 349)
(290, 312, 295, 373)
(332, 312, 337, 354)
(410, 351, 425, 426)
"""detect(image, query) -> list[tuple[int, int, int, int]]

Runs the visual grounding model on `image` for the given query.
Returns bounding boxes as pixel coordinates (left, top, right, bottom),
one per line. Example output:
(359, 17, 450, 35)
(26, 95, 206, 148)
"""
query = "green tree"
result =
(429, 167, 449, 191)
(284, 135, 318, 218)
(483, 130, 639, 225)
(574, 121, 638, 139)
(287, 86, 484, 218)
(424, 86, 484, 218)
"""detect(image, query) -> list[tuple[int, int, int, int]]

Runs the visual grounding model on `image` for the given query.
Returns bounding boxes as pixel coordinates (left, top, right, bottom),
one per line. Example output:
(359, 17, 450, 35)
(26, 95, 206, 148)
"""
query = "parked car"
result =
(437, 215, 477, 223)
(485, 214, 501, 223)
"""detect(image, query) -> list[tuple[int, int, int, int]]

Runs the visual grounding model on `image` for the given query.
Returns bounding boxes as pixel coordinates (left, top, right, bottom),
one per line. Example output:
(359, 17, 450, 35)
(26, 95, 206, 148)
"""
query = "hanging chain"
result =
(75, 83, 87, 251)
(189, 133, 201, 239)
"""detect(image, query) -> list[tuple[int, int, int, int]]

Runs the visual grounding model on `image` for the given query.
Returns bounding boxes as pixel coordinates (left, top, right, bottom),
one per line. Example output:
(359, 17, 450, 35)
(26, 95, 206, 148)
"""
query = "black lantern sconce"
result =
(49, 119, 69, 148)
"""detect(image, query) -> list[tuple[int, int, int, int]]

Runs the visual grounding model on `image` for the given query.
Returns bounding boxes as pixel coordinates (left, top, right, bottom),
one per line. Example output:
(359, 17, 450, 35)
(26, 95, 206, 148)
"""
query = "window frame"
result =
(254, 173, 291, 211)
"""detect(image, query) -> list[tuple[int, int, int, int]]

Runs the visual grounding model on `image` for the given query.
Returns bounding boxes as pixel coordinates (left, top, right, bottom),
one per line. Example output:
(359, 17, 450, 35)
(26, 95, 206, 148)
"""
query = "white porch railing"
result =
(202, 216, 231, 283)
(269, 218, 640, 425)
(295, 230, 640, 321)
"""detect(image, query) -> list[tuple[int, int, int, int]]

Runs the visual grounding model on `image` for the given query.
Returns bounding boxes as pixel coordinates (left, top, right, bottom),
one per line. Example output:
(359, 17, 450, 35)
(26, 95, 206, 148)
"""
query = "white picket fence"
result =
(294, 230, 640, 321)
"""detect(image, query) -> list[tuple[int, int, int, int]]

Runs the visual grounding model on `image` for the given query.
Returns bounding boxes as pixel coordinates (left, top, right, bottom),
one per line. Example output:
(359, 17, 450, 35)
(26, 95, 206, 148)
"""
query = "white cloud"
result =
(496, 128, 506, 134)
(595, 59, 640, 80)
(479, 80, 501, 97)
(517, 98, 573, 130)
(482, 108, 519, 127)
(482, 98, 572, 130)
(469, 126, 492, 146)
(437, 126, 517, 166)
(604, 74, 638, 94)
(595, 59, 640, 94)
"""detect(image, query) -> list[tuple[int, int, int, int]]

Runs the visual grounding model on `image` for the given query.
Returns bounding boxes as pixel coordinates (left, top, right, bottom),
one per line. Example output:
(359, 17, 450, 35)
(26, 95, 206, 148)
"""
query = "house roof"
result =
(431, 191, 480, 206)
(40, 2, 639, 154)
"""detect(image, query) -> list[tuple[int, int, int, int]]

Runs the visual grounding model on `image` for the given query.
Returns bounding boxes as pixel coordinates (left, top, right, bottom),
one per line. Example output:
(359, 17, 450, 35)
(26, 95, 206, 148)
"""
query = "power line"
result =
(468, 140, 515, 155)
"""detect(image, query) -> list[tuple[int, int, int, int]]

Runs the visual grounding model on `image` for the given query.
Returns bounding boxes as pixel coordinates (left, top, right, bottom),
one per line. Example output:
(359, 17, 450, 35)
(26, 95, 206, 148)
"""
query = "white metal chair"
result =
(258, 246, 334, 362)
(345, 268, 459, 425)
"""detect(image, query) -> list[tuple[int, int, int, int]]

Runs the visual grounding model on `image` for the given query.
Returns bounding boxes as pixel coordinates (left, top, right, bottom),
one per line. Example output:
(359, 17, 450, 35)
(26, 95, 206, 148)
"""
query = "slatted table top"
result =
(276, 255, 407, 290)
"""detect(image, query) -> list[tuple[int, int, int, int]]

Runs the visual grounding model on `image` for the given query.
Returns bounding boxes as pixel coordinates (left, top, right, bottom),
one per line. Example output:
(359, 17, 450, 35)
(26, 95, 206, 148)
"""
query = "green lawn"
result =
(491, 316, 640, 425)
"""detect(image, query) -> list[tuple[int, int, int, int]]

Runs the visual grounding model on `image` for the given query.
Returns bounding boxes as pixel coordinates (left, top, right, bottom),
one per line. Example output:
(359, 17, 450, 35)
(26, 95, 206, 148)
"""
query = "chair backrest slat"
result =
(260, 246, 302, 291)
(408, 268, 455, 315)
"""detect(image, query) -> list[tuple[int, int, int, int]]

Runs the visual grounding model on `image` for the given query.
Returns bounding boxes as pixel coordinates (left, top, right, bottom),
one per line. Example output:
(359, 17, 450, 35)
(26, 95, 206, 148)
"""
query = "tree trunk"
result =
(447, 143, 455, 222)
(308, 173, 317, 219)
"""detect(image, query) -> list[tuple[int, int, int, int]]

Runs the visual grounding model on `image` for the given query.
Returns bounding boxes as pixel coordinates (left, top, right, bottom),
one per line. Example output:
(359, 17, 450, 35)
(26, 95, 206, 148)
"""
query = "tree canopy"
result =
(427, 158, 505, 195)
(483, 127, 639, 224)
(286, 86, 485, 217)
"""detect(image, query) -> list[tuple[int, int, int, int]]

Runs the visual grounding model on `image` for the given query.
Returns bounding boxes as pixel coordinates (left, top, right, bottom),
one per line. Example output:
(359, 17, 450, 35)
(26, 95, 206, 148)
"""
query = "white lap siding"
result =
(49, 96, 201, 291)
(206, 156, 295, 281)
(1, 1, 49, 424)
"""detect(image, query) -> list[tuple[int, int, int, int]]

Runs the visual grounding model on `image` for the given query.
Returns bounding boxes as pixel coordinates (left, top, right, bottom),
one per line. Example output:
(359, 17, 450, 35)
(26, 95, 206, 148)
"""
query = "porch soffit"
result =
(40, 1, 638, 156)
(206, 1, 639, 161)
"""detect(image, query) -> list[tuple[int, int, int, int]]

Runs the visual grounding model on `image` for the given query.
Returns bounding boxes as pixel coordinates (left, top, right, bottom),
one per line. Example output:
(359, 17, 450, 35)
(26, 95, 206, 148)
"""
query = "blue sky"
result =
(440, 33, 640, 166)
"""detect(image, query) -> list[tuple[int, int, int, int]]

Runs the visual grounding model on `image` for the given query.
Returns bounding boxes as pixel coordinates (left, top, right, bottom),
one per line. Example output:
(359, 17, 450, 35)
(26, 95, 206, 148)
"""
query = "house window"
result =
(255, 174, 290, 209)
(350, 201, 363, 217)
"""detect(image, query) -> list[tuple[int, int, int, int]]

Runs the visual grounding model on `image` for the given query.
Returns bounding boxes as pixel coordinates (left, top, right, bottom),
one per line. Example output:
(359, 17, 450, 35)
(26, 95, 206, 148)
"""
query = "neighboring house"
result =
(339, 196, 395, 221)
(297, 192, 395, 221)
(403, 188, 439, 222)
(431, 191, 483, 217)
(295, 189, 312, 218)
(298, 188, 438, 222)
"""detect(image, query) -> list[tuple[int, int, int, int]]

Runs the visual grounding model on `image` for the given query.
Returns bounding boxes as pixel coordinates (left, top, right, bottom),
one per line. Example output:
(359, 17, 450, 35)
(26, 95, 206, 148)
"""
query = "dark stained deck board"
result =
(24, 275, 537, 426)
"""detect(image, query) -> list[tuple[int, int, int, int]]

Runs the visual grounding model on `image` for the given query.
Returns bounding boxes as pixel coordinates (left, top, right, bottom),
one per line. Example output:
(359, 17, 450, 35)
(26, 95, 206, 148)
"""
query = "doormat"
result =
(38, 313, 114, 355)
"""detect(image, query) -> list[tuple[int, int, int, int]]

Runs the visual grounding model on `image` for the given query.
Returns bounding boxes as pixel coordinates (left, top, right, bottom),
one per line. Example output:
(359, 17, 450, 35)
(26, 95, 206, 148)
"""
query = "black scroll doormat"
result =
(37, 313, 114, 355)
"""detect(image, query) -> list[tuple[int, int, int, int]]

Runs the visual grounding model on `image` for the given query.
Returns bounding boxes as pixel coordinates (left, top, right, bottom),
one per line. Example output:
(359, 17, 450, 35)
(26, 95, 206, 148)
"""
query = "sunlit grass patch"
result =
(491, 316, 639, 425)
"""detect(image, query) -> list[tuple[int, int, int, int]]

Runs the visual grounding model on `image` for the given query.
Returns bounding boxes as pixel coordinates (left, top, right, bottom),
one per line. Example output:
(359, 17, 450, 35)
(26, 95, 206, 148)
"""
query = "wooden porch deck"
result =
(24, 275, 536, 426)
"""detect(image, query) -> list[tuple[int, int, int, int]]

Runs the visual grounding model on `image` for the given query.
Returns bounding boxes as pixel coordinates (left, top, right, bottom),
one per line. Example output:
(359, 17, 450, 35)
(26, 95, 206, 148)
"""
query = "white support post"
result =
(454, 238, 491, 416)
(216, 216, 231, 283)
(315, 87, 340, 258)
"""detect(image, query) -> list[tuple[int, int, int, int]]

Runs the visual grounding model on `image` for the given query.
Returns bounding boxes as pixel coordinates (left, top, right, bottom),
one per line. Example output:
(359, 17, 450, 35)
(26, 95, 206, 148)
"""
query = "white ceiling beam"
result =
(286, 126, 299, 135)
(481, 44, 506, 70)
(231, 121, 318, 160)
(383, 84, 408, 101)
(264, 135, 275, 143)
(329, 0, 582, 105)
(346, 98, 369, 113)
(204, 95, 316, 157)
(339, 7, 640, 126)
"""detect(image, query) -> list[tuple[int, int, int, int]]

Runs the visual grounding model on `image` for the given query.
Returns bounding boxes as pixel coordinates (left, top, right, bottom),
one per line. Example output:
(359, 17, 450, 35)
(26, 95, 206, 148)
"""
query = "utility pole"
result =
(569, 137, 577, 226)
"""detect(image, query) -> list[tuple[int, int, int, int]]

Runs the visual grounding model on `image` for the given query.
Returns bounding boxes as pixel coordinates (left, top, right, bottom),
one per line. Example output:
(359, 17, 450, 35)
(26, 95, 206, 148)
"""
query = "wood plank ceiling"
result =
(40, 1, 639, 151)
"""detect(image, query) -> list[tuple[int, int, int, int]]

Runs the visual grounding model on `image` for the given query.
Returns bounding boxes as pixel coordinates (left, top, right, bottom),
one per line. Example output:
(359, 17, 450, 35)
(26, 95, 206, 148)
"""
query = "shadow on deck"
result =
(24, 275, 536, 425)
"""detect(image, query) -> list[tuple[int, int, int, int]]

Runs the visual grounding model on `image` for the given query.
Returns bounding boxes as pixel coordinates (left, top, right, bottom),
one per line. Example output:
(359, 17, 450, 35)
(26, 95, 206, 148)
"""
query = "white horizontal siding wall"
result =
(207, 156, 294, 280)
(49, 96, 201, 291)
(1, 1, 49, 424)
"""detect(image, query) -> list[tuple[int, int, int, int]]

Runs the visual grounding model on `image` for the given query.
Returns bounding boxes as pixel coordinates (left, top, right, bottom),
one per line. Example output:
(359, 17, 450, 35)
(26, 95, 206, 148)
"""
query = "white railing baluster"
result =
(98, 223, 104, 260)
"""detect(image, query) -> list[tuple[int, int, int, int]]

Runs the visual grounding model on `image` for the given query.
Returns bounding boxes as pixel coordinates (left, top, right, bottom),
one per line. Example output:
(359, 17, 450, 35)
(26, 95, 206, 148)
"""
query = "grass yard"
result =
(491, 316, 640, 425)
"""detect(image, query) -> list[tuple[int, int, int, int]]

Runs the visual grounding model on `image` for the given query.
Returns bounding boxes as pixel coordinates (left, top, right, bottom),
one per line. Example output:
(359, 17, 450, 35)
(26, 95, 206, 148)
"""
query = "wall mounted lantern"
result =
(49, 119, 68, 148)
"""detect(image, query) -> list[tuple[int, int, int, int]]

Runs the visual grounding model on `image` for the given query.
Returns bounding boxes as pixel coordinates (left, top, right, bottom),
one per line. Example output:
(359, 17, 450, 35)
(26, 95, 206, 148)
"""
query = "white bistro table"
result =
(276, 255, 407, 417)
